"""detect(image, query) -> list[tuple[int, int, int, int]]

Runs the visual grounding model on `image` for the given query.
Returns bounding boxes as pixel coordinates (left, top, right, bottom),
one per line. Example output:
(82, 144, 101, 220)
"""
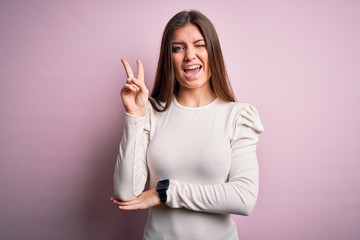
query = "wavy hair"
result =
(150, 10, 236, 112)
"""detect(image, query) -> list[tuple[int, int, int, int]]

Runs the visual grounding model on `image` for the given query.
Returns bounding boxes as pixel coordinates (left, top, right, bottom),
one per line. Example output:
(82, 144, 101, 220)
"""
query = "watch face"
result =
(159, 183, 166, 189)
(158, 182, 166, 189)
(157, 179, 169, 191)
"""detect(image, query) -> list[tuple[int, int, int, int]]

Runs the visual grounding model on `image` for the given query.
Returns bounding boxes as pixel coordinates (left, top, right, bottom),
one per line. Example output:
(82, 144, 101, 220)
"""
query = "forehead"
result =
(172, 23, 204, 42)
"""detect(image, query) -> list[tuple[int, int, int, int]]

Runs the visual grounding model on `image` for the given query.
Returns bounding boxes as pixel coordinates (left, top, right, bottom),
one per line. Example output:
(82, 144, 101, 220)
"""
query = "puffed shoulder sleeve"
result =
(231, 104, 264, 153)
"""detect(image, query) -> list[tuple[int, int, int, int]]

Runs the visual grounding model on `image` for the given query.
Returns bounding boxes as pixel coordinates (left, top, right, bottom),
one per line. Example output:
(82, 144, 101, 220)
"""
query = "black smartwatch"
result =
(156, 179, 170, 203)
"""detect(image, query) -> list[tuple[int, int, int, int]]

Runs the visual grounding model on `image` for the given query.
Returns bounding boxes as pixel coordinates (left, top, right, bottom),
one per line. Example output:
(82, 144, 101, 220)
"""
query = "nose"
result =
(185, 46, 196, 61)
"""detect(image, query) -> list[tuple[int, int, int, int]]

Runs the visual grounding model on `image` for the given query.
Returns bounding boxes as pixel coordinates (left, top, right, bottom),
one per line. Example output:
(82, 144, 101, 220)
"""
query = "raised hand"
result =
(120, 58, 149, 116)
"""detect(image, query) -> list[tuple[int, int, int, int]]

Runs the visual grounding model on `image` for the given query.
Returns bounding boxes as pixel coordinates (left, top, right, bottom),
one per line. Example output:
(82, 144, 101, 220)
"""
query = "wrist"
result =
(125, 109, 146, 117)
(156, 179, 170, 203)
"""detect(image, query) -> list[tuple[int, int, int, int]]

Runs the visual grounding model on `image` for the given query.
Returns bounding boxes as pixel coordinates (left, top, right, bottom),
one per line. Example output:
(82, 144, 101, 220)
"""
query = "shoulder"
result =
(217, 100, 254, 117)
(222, 101, 248, 114)
(220, 101, 264, 134)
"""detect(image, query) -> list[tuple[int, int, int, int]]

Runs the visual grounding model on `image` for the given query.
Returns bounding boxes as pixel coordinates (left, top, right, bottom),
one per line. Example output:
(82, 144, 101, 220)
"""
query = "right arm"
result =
(114, 111, 150, 201)
(113, 59, 149, 201)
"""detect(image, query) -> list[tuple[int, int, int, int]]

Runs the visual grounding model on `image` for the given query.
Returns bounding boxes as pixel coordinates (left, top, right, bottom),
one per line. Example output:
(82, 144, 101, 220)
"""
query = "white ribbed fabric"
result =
(114, 98, 264, 240)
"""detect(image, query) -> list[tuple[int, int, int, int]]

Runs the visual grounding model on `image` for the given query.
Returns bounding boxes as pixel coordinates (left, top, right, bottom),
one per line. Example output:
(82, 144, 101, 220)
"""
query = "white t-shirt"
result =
(114, 98, 264, 240)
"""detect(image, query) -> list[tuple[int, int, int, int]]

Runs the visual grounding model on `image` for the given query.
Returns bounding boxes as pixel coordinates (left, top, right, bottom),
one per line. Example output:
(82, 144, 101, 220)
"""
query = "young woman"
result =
(111, 10, 264, 240)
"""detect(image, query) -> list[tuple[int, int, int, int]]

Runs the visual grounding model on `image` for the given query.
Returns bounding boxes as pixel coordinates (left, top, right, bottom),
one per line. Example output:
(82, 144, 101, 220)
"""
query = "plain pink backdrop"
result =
(1, 1, 359, 239)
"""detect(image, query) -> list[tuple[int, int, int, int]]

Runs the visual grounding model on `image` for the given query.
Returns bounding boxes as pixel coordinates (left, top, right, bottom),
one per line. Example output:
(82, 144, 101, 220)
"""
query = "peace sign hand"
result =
(120, 59, 149, 117)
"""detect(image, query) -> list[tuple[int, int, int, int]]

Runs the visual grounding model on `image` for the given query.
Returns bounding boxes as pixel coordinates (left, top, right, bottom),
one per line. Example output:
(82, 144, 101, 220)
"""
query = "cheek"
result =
(172, 56, 183, 73)
(199, 51, 209, 65)
(172, 55, 178, 67)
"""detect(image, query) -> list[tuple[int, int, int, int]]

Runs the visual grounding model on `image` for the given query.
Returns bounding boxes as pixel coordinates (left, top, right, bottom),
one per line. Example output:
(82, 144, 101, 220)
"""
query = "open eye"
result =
(172, 45, 185, 53)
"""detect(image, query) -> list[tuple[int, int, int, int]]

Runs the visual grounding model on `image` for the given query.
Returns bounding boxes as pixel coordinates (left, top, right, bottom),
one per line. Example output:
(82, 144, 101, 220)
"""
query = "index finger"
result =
(121, 58, 134, 79)
(136, 59, 144, 81)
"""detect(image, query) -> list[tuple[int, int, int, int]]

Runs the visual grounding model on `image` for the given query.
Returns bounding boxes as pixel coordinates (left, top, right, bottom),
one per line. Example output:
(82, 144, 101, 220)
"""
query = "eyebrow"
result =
(171, 39, 205, 45)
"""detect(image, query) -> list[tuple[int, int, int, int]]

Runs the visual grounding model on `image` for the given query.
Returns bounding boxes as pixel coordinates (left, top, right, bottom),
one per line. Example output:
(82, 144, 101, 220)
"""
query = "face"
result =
(171, 24, 211, 92)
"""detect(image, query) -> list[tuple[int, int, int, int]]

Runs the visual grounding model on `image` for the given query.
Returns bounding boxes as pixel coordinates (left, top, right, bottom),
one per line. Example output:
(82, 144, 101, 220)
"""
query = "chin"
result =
(180, 79, 209, 90)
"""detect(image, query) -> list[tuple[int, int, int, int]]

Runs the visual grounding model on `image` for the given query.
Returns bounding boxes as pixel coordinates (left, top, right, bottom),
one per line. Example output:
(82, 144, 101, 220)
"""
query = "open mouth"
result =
(183, 65, 202, 76)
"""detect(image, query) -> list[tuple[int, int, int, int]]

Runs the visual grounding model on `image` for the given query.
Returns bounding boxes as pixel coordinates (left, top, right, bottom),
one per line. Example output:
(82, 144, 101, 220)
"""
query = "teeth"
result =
(185, 65, 201, 70)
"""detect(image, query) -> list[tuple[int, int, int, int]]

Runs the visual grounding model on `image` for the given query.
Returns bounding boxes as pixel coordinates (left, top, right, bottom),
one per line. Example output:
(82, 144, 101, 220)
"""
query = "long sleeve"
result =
(165, 104, 264, 216)
(113, 111, 150, 201)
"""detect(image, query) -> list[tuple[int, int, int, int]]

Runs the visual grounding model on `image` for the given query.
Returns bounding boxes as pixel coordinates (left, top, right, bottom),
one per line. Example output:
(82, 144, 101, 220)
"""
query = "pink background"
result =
(1, 1, 359, 239)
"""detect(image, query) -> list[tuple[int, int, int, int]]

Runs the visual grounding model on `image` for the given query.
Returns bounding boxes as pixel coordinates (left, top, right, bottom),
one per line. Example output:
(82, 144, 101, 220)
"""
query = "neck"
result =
(176, 87, 217, 107)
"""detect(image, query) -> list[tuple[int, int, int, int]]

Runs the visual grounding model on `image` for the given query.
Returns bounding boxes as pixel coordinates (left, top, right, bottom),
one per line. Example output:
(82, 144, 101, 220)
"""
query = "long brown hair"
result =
(150, 10, 236, 112)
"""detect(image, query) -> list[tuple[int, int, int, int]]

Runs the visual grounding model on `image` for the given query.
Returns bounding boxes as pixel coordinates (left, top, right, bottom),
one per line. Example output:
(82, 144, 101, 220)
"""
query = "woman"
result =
(111, 10, 264, 240)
